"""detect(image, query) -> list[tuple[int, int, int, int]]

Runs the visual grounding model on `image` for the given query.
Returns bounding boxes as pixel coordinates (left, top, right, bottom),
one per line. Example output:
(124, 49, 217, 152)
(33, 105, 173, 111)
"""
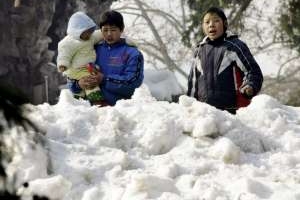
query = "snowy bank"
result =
(6, 85, 300, 200)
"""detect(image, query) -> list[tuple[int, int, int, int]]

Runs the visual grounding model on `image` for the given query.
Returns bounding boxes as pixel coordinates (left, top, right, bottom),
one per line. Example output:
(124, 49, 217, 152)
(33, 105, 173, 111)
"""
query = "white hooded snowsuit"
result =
(57, 11, 103, 99)
(57, 11, 102, 80)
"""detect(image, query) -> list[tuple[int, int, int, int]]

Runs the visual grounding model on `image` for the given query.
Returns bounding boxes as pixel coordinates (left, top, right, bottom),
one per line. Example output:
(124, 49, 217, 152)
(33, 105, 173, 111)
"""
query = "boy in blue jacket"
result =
(187, 7, 263, 114)
(68, 10, 144, 106)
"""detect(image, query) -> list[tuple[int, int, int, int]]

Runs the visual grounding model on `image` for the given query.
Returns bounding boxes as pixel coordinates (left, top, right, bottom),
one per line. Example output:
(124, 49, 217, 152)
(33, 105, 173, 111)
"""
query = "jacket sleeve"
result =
(234, 40, 264, 96)
(102, 51, 144, 97)
(91, 30, 103, 44)
(56, 39, 77, 69)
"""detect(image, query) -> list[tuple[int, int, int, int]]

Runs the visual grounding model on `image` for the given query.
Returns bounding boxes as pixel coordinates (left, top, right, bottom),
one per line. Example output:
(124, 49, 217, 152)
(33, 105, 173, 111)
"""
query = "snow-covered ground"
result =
(5, 85, 300, 200)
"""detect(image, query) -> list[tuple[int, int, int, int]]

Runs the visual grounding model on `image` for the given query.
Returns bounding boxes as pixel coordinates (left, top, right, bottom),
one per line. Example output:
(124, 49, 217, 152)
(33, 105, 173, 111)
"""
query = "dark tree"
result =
(0, 0, 115, 105)
(279, 0, 300, 53)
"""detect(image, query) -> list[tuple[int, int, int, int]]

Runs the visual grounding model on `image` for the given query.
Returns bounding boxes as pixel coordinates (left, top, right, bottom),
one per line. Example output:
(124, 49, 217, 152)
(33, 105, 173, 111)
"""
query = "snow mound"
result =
(7, 86, 300, 200)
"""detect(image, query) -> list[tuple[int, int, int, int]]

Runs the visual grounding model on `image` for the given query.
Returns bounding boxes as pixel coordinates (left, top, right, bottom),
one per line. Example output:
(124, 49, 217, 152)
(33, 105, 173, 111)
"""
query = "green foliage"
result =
(279, 0, 300, 53)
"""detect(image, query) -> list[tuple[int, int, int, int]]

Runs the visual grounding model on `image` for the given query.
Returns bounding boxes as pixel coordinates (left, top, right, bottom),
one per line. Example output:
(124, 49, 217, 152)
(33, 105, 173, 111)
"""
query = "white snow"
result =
(143, 69, 183, 101)
(4, 85, 300, 200)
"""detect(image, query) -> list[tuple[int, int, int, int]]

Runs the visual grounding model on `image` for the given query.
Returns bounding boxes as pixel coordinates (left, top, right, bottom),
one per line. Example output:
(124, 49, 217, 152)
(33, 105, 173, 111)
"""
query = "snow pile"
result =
(5, 86, 300, 200)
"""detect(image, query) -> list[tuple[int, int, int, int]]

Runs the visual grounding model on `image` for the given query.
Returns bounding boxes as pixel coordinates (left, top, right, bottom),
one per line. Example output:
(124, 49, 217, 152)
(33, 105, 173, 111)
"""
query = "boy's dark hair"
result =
(203, 7, 228, 31)
(203, 7, 227, 21)
(99, 10, 124, 31)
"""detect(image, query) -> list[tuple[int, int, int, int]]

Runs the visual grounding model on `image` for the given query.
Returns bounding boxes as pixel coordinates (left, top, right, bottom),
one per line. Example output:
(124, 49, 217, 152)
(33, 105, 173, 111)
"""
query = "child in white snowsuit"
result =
(57, 11, 104, 104)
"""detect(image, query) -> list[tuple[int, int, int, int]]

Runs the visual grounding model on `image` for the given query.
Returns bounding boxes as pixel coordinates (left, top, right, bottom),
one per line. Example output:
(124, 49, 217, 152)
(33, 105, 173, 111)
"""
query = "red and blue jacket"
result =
(68, 39, 144, 105)
(187, 33, 263, 112)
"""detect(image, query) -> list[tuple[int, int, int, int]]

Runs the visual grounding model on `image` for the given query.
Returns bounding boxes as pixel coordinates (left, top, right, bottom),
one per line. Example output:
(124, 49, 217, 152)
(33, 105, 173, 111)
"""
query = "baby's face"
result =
(202, 13, 225, 40)
(80, 28, 94, 41)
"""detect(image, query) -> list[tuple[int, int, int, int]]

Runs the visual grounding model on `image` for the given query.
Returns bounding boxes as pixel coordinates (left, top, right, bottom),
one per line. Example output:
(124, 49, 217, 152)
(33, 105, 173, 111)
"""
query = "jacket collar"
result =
(199, 31, 238, 46)
(102, 38, 126, 48)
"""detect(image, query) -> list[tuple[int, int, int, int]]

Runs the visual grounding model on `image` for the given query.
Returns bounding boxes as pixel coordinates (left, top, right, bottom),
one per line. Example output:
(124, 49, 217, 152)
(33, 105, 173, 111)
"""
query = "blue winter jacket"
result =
(68, 39, 144, 105)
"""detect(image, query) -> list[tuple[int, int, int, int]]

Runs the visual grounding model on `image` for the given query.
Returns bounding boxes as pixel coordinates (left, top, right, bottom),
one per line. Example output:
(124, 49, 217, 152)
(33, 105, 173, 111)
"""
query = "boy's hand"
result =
(78, 71, 103, 90)
(240, 84, 254, 96)
(58, 65, 67, 72)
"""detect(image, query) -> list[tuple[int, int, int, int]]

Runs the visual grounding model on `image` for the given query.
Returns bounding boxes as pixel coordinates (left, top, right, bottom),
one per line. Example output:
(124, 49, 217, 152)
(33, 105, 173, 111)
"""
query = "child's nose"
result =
(107, 30, 112, 35)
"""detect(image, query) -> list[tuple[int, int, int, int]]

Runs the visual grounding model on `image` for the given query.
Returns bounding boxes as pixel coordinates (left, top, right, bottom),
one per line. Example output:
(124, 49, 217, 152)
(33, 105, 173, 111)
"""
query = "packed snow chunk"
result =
(228, 178, 273, 199)
(245, 179, 273, 198)
(155, 162, 179, 178)
(64, 147, 128, 177)
(100, 184, 125, 200)
(88, 108, 129, 149)
(5, 129, 49, 186)
(268, 152, 300, 168)
(175, 175, 197, 194)
(178, 95, 197, 107)
(210, 137, 241, 164)
(18, 175, 72, 200)
(192, 179, 228, 200)
(122, 174, 179, 199)
(143, 69, 183, 101)
(156, 192, 182, 200)
(81, 187, 102, 200)
(248, 94, 282, 110)
(202, 187, 227, 200)
(192, 115, 218, 138)
(130, 84, 157, 103)
(138, 118, 180, 155)
(281, 130, 300, 151)
(57, 89, 90, 107)
(237, 94, 300, 134)
(224, 127, 265, 153)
